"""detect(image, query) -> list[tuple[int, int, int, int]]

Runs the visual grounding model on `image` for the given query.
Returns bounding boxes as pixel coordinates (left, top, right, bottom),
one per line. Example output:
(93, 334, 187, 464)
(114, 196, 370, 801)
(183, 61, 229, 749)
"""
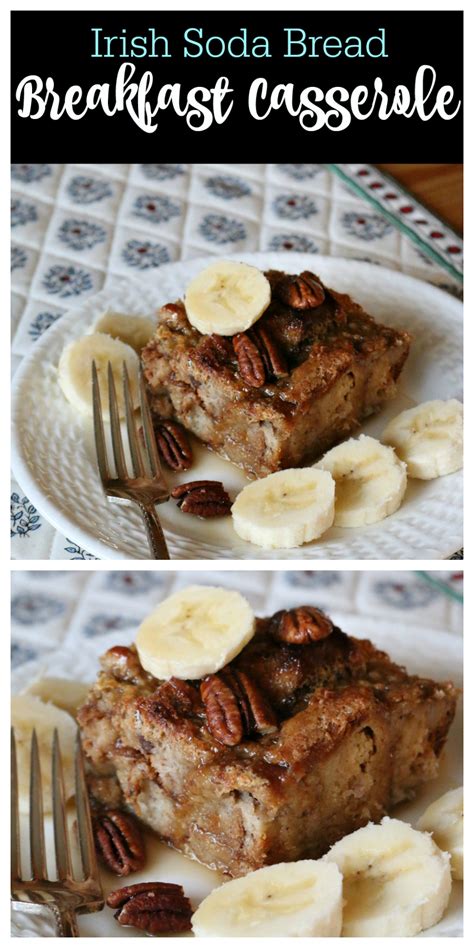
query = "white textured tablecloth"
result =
(11, 163, 462, 559)
(11, 569, 463, 694)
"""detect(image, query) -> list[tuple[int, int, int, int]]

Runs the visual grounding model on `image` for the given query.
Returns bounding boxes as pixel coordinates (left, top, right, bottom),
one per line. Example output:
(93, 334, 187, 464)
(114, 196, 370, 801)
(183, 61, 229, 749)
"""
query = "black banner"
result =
(11, 10, 463, 162)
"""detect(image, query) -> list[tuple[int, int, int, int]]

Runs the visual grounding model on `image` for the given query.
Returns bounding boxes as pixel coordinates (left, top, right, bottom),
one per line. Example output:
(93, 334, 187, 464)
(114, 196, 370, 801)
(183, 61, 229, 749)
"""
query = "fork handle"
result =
(50, 905, 79, 937)
(140, 504, 170, 559)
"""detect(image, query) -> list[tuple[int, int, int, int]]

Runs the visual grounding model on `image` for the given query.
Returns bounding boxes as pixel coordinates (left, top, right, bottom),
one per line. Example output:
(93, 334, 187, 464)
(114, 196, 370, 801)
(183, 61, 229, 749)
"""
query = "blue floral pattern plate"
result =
(11, 253, 462, 560)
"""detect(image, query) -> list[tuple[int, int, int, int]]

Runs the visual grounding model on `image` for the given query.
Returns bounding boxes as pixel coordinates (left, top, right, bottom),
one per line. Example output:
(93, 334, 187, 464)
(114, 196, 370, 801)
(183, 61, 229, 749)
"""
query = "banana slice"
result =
(11, 695, 77, 814)
(191, 860, 343, 937)
(23, 677, 91, 718)
(136, 585, 255, 681)
(418, 787, 463, 881)
(91, 311, 157, 353)
(184, 260, 271, 336)
(231, 469, 335, 549)
(382, 399, 463, 479)
(315, 434, 407, 527)
(324, 817, 452, 936)
(58, 332, 139, 420)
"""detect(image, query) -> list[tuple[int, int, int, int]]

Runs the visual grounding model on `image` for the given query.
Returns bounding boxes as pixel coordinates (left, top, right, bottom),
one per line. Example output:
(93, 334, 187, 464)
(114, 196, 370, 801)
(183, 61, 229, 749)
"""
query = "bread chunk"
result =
(78, 617, 456, 878)
(142, 270, 411, 478)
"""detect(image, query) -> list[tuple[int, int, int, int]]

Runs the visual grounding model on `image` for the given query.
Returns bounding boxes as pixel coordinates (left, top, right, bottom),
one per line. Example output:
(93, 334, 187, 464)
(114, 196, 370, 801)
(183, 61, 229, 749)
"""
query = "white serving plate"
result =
(11, 253, 463, 560)
(11, 621, 463, 937)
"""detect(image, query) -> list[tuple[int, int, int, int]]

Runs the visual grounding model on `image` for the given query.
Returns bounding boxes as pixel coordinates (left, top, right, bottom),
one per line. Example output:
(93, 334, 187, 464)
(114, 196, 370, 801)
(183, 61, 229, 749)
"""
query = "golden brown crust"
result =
(78, 613, 456, 877)
(141, 269, 411, 478)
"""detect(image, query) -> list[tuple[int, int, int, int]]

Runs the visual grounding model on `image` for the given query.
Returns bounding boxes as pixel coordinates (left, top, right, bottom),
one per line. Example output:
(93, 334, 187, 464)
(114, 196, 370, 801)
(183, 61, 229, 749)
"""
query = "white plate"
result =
(11, 621, 463, 937)
(11, 253, 463, 560)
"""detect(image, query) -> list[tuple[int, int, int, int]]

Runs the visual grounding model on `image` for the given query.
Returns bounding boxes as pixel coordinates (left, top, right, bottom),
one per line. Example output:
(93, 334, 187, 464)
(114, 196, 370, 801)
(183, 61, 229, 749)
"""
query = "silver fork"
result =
(11, 729, 104, 936)
(92, 361, 170, 559)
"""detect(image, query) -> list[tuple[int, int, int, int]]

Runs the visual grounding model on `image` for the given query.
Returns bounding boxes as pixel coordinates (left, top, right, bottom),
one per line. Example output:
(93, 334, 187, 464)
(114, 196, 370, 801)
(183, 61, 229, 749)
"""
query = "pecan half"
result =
(107, 882, 192, 934)
(233, 325, 288, 387)
(250, 324, 288, 379)
(100, 645, 145, 684)
(271, 606, 333, 645)
(154, 419, 193, 472)
(94, 810, 145, 877)
(276, 271, 326, 310)
(161, 301, 187, 320)
(201, 668, 277, 746)
(233, 332, 266, 387)
(171, 480, 232, 518)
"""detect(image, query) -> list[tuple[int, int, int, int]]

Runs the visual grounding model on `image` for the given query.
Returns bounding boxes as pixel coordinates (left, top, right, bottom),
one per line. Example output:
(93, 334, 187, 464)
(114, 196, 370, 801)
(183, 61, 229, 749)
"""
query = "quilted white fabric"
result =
(11, 569, 463, 693)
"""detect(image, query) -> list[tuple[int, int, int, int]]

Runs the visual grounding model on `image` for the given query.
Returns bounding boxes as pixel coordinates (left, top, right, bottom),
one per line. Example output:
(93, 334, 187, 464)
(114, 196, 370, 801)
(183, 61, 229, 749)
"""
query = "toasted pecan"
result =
(154, 419, 193, 472)
(233, 332, 266, 387)
(171, 480, 231, 518)
(250, 323, 288, 379)
(200, 668, 277, 746)
(94, 809, 145, 877)
(271, 606, 334, 645)
(107, 881, 192, 934)
(276, 271, 325, 310)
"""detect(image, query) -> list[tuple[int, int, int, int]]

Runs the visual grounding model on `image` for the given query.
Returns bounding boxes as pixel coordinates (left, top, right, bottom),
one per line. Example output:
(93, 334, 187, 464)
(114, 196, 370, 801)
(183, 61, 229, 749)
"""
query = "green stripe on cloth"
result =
(416, 571, 463, 604)
(327, 164, 463, 284)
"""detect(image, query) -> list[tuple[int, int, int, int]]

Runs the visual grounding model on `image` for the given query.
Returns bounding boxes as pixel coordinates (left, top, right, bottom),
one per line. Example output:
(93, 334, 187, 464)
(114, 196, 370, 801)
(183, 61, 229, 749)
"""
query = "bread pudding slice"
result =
(78, 613, 456, 879)
(141, 269, 411, 478)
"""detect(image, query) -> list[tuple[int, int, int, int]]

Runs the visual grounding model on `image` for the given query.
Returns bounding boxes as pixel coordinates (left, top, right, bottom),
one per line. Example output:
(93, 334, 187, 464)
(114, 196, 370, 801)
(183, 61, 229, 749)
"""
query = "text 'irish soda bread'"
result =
(141, 266, 411, 478)
(78, 597, 456, 879)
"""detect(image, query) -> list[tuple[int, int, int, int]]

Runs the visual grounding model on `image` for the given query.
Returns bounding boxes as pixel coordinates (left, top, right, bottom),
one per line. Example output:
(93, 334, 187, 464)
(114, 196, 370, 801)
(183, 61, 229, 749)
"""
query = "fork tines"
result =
(92, 360, 164, 483)
(137, 366, 164, 481)
(11, 727, 101, 890)
(11, 728, 21, 882)
(29, 729, 47, 881)
(91, 359, 170, 558)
